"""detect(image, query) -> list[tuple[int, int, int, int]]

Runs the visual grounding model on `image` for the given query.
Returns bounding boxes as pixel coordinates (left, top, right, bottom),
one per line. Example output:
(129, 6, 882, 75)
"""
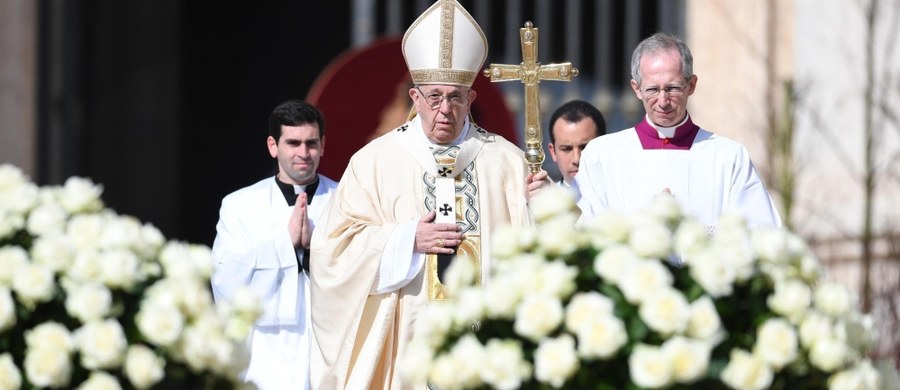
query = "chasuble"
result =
(309, 117, 532, 389)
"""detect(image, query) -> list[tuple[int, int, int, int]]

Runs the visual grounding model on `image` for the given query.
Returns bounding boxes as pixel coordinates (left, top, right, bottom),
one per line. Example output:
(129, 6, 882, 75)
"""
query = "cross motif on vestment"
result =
(439, 203, 453, 216)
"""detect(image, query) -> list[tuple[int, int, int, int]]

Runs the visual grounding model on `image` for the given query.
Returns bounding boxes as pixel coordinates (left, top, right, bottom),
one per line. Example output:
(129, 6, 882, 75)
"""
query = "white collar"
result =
(646, 114, 689, 138)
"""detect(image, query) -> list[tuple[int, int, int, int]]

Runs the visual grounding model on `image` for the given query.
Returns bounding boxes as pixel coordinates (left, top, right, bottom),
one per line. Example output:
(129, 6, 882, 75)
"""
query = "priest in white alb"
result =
(574, 33, 781, 233)
(308, 1, 550, 389)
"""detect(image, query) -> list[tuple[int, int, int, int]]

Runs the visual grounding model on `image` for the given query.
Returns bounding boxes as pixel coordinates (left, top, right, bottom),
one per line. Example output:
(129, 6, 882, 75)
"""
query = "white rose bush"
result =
(401, 186, 891, 389)
(0, 164, 261, 389)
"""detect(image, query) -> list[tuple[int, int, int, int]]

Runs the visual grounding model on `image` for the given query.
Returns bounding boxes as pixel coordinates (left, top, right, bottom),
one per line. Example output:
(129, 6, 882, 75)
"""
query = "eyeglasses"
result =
(641, 84, 687, 99)
(416, 87, 470, 110)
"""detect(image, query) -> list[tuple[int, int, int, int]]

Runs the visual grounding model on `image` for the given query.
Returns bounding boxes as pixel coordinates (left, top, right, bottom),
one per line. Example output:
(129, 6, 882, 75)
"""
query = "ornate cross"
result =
(483, 21, 578, 173)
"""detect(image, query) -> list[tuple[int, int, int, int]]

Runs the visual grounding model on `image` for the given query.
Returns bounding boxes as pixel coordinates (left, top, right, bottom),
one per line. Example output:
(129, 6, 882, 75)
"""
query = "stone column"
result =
(0, 0, 37, 176)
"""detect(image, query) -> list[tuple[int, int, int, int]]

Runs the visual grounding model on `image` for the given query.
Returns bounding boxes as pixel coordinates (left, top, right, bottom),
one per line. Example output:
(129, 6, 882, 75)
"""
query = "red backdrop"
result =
(307, 37, 518, 180)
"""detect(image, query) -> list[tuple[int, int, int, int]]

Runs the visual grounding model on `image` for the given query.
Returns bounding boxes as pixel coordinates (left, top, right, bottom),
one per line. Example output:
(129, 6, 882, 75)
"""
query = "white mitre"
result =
(402, 0, 488, 87)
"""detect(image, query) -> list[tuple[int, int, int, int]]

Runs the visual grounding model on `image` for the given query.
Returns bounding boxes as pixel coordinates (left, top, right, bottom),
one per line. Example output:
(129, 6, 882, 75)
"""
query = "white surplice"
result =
(574, 126, 781, 231)
(211, 174, 338, 390)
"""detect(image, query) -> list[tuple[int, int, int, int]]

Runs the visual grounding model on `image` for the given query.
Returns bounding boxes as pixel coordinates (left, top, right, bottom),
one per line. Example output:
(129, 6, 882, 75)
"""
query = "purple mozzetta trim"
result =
(634, 116, 700, 150)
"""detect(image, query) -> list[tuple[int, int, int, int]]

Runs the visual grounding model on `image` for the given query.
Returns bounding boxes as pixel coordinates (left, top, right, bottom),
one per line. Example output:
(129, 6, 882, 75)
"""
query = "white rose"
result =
(124, 344, 165, 389)
(799, 311, 835, 349)
(0, 287, 16, 333)
(835, 314, 875, 353)
(0, 353, 22, 390)
(828, 360, 882, 390)
(593, 244, 641, 285)
(25, 321, 74, 352)
(514, 294, 563, 342)
(799, 254, 823, 283)
(645, 191, 683, 225)
(752, 228, 793, 265)
(442, 253, 477, 295)
(180, 278, 215, 317)
(65, 282, 113, 323)
(810, 337, 849, 372)
(26, 202, 68, 236)
(483, 276, 525, 319)
(534, 335, 579, 388)
(219, 286, 262, 340)
(688, 249, 736, 297)
(160, 242, 215, 280)
(662, 336, 711, 384)
(753, 318, 799, 370)
(529, 185, 577, 223)
(97, 214, 142, 251)
(417, 304, 453, 349)
(0, 246, 29, 286)
(574, 313, 628, 359)
(767, 278, 811, 323)
(582, 211, 631, 248)
(58, 176, 103, 214)
(686, 296, 723, 342)
(639, 287, 691, 336)
(452, 288, 485, 329)
(178, 325, 212, 373)
(449, 334, 486, 388)
(135, 302, 184, 347)
(537, 213, 581, 256)
(0, 181, 39, 214)
(180, 323, 232, 373)
(534, 260, 577, 299)
(66, 213, 106, 251)
(75, 320, 128, 369)
(618, 259, 673, 304)
(720, 349, 774, 390)
(398, 340, 434, 385)
(814, 282, 855, 319)
(12, 263, 56, 307)
(565, 291, 615, 333)
(0, 209, 24, 241)
(77, 371, 122, 390)
(0, 164, 28, 189)
(68, 249, 104, 283)
(491, 224, 535, 259)
(628, 214, 672, 259)
(428, 353, 464, 390)
(135, 223, 166, 260)
(628, 343, 673, 389)
(673, 219, 710, 261)
(24, 347, 73, 388)
(710, 238, 756, 282)
(480, 339, 532, 390)
(98, 249, 141, 290)
(30, 234, 76, 273)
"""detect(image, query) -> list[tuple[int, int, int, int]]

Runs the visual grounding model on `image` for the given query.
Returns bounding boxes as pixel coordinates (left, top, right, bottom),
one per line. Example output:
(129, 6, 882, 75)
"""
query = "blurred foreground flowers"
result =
(0, 164, 261, 389)
(401, 186, 898, 389)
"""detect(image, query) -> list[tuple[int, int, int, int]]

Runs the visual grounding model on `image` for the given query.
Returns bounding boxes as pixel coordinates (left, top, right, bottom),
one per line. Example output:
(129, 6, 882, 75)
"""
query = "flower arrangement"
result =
(0, 164, 261, 389)
(400, 186, 892, 389)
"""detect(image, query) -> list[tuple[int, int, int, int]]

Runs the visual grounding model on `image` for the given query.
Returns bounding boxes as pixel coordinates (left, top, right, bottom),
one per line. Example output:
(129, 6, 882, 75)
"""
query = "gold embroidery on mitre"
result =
(439, 1, 453, 69)
(409, 69, 477, 87)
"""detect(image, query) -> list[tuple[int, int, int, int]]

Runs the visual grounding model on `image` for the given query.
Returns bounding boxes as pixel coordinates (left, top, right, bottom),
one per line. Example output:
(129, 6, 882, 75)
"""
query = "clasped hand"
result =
(289, 193, 312, 249)
(415, 210, 463, 255)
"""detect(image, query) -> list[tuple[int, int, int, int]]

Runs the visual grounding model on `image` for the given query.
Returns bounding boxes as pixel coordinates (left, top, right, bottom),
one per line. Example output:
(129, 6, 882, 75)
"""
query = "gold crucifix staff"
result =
(483, 21, 579, 173)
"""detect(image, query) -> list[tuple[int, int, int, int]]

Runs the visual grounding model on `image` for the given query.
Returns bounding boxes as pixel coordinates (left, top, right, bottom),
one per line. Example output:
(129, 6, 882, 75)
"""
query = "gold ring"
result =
(436, 238, 444, 248)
